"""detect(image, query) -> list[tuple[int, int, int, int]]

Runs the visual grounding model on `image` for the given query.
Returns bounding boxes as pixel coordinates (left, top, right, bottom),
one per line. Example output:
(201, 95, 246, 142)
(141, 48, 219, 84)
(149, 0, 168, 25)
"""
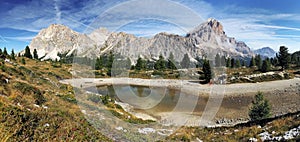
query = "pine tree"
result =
(214, 54, 221, 67)
(24, 46, 33, 59)
(33, 49, 39, 60)
(297, 57, 300, 67)
(3, 47, 8, 56)
(235, 59, 241, 68)
(154, 54, 166, 71)
(221, 55, 226, 66)
(276, 46, 289, 70)
(231, 58, 235, 68)
(242, 60, 247, 67)
(255, 55, 262, 70)
(135, 57, 146, 71)
(181, 53, 190, 69)
(10, 49, 15, 60)
(21, 58, 26, 64)
(167, 52, 177, 70)
(0, 48, 2, 55)
(226, 58, 231, 68)
(249, 92, 271, 121)
(107, 52, 114, 69)
(202, 59, 212, 84)
(95, 56, 103, 70)
(261, 59, 271, 73)
(250, 56, 256, 67)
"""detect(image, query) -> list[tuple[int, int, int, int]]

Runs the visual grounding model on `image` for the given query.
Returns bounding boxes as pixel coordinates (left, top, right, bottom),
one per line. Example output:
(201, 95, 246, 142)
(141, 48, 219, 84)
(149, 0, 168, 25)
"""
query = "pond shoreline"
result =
(61, 77, 300, 126)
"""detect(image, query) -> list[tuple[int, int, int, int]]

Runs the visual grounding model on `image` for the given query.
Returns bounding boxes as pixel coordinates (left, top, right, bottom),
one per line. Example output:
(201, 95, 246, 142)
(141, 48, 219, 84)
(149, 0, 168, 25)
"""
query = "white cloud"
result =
(4, 36, 35, 42)
(54, 0, 62, 23)
(85, 0, 205, 34)
(1, 0, 299, 52)
(0, 35, 8, 43)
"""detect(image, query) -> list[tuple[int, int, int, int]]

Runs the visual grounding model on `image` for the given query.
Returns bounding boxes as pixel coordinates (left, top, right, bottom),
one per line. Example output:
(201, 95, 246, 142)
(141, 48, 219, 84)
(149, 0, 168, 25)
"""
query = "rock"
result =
(138, 127, 156, 134)
(44, 123, 50, 127)
(249, 137, 258, 142)
(33, 104, 40, 108)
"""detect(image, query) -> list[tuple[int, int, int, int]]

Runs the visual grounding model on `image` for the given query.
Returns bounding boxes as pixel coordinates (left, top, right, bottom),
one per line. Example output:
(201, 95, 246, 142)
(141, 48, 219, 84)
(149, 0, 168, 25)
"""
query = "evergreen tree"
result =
(24, 46, 33, 59)
(167, 52, 177, 70)
(33, 49, 39, 60)
(276, 46, 289, 70)
(3, 47, 8, 56)
(95, 56, 103, 70)
(255, 55, 262, 70)
(249, 56, 256, 67)
(181, 53, 190, 69)
(21, 58, 26, 64)
(297, 57, 300, 67)
(135, 57, 146, 71)
(231, 58, 235, 68)
(242, 60, 247, 67)
(215, 53, 221, 67)
(0, 48, 2, 55)
(270, 57, 278, 66)
(261, 59, 271, 73)
(226, 58, 231, 68)
(249, 92, 271, 121)
(202, 59, 212, 84)
(235, 59, 241, 68)
(10, 49, 15, 60)
(221, 55, 226, 66)
(154, 54, 166, 71)
(107, 52, 114, 69)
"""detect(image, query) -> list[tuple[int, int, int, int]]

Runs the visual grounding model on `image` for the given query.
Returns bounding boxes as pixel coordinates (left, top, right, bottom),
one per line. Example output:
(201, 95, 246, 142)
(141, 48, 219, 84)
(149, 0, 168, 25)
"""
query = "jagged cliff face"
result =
(29, 24, 99, 60)
(28, 18, 254, 62)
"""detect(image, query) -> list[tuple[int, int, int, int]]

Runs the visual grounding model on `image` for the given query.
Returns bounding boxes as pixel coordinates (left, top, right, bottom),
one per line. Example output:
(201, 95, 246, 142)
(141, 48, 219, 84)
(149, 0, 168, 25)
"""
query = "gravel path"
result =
(61, 77, 300, 95)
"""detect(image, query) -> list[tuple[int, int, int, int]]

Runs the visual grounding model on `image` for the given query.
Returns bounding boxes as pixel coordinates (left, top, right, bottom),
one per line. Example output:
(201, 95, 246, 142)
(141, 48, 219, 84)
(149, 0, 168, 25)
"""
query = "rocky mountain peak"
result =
(206, 18, 224, 35)
(188, 18, 225, 38)
(28, 18, 254, 62)
(254, 47, 276, 58)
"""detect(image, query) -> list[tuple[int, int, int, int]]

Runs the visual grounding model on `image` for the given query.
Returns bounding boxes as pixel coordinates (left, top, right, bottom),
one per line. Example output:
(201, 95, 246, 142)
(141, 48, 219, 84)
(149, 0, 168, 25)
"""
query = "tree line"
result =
(214, 46, 298, 72)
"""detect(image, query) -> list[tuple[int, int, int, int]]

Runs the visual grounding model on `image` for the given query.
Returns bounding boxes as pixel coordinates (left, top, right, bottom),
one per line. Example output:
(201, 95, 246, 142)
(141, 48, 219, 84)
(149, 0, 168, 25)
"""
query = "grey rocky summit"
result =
(28, 18, 254, 63)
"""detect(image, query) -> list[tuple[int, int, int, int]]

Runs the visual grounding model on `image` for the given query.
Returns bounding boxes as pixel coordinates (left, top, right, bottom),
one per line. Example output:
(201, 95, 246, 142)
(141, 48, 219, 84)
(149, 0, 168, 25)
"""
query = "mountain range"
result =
(254, 47, 277, 58)
(28, 18, 257, 63)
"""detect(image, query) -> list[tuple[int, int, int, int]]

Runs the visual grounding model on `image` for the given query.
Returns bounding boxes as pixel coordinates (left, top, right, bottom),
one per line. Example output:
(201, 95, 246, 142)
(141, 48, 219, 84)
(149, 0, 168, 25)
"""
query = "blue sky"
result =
(0, 0, 299, 53)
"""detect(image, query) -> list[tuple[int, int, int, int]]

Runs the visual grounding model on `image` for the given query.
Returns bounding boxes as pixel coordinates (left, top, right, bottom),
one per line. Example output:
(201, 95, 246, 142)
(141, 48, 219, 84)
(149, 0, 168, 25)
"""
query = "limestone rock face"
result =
(29, 24, 99, 60)
(28, 18, 254, 62)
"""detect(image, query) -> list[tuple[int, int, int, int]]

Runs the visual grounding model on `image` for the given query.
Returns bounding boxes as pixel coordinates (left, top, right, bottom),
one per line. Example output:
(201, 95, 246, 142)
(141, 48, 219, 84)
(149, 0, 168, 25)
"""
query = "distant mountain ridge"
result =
(27, 18, 255, 63)
(254, 47, 276, 58)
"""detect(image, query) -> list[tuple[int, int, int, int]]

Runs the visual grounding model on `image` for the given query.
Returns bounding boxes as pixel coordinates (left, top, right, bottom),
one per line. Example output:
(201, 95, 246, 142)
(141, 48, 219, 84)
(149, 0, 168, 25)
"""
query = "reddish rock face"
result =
(207, 18, 225, 36)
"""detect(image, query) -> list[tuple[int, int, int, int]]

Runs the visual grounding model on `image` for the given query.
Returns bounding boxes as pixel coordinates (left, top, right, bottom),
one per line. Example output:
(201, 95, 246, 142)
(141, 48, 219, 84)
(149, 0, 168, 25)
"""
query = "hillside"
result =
(0, 57, 110, 141)
(0, 55, 300, 141)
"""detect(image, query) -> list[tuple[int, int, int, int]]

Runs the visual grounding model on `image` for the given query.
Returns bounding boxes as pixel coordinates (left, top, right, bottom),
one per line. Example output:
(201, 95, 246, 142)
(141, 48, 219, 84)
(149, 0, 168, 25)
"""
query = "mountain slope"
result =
(28, 18, 254, 62)
(0, 57, 110, 141)
(254, 47, 276, 58)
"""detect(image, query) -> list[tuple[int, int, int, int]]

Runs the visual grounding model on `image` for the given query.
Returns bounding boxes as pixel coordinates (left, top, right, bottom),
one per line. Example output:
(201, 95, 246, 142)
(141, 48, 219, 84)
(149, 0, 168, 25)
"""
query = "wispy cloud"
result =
(54, 0, 62, 23)
(0, 35, 8, 43)
(4, 36, 35, 42)
(0, 0, 299, 52)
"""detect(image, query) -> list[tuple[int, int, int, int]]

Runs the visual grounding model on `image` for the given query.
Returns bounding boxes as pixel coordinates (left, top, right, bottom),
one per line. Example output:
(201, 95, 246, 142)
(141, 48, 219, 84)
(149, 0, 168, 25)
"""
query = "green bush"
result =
(249, 92, 271, 121)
